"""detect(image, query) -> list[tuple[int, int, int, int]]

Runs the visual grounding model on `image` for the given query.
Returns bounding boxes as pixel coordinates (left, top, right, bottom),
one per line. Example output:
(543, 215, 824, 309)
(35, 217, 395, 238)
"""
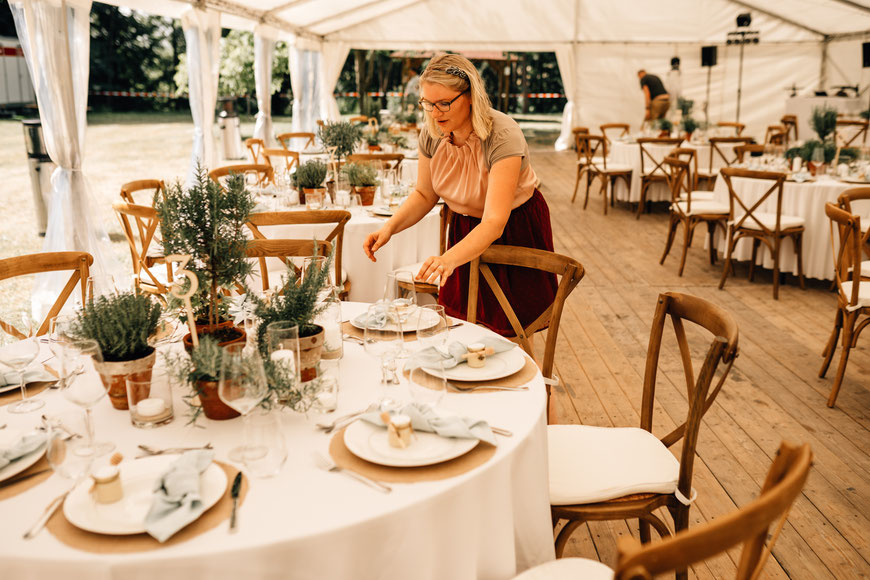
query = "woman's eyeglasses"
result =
(418, 91, 467, 113)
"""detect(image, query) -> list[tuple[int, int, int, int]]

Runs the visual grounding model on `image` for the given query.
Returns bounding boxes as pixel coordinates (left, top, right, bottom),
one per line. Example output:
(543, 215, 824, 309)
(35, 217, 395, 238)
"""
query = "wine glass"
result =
(385, 271, 417, 328)
(60, 339, 112, 455)
(415, 304, 449, 351)
(809, 147, 824, 175)
(218, 343, 269, 462)
(408, 361, 447, 409)
(45, 408, 95, 483)
(0, 315, 43, 414)
(348, 193, 362, 212)
(48, 315, 75, 386)
(363, 302, 403, 387)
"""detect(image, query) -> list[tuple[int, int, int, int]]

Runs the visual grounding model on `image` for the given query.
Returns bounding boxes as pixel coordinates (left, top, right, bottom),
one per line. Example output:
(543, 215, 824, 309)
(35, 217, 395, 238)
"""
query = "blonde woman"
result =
(363, 53, 556, 336)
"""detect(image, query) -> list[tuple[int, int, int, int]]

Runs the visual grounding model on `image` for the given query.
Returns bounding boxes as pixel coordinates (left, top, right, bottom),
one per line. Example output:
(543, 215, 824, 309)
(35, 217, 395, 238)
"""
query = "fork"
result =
(448, 383, 529, 393)
(313, 453, 391, 493)
(316, 403, 379, 434)
(137, 443, 213, 456)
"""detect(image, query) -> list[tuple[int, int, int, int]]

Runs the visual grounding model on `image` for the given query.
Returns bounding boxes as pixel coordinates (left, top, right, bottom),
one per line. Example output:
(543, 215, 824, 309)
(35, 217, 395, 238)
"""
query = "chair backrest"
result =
(120, 179, 164, 206)
(663, 156, 694, 212)
(637, 137, 682, 177)
(720, 168, 787, 236)
(600, 123, 630, 146)
(670, 147, 699, 190)
(717, 121, 745, 136)
(245, 210, 350, 293)
(347, 153, 404, 172)
(835, 119, 869, 148)
(465, 245, 584, 380)
(208, 164, 274, 190)
(575, 134, 611, 171)
(614, 441, 811, 580)
(708, 137, 754, 173)
(245, 138, 266, 163)
(640, 292, 739, 504)
(113, 201, 170, 297)
(763, 125, 787, 146)
(262, 148, 300, 179)
(0, 252, 93, 337)
(244, 239, 333, 293)
(349, 115, 369, 124)
(781, 114, 798, 143)
(836, 186, 870, 264)
(826, 202, 865, 308)
(734, 144, 766, 163)
(276, 132, 316, 151)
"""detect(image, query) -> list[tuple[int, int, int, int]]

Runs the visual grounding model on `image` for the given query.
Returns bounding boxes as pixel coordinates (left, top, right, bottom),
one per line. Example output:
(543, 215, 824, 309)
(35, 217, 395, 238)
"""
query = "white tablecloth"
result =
(0, 303, 554, 580)
(609, 141, 677, 204)
(711, 176, 856, 280)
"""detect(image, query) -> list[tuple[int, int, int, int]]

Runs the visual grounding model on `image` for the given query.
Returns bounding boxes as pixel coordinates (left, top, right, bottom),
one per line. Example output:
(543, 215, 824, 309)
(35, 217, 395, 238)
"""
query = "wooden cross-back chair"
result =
(466, 245, 584, 387)
(551, 291, 739, 580)
(669, 147, 715, 201)
(835, 119, 869, 148)
(836, 187, 870, 271)
(244, 239, 333, 294)
(819, 201, 870, 408)
(764, 125, 787, 146)
(718, 168, 806, 300)
(716, 121, 745, 136)
(276, 132, 316, 151)
(262, 148, 300, 180)
(347, 153, 404, 172)
(208, 164, 274, 190)
(245, 210, 351, 297)
(571, 129, 602, 203)
(572, 134, 632, 214)
(660, 157, 729, 276)
(734, 143, 767, 163)
(519, 441, 810, 580)
(636, 137, 682, 218)
(696, 136, 754, 188)
(348, 115, 369, 124)
(120, 179, 164, 206)
(0, 252, 93, 338)
(113, 201, 173, 300)
(781, 114, 798, 145)
(245, 138, 266, 163)
(600, 123, 630, 147)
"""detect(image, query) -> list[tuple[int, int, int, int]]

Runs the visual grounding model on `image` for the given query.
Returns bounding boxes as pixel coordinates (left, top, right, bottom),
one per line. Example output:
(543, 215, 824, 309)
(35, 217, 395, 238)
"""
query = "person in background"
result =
(403, 68, 421, 111)
(363, 53, 557, 337)
(638, 69, 670, 125)
(666, 57, 682, 120)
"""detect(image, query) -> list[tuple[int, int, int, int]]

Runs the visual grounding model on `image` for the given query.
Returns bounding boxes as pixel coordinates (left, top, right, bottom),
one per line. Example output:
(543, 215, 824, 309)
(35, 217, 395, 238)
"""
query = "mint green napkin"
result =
(144, 449, 215, 543)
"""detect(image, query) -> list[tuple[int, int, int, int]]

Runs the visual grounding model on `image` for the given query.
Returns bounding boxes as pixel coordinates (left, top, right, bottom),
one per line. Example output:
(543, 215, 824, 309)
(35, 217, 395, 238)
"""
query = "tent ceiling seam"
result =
(722, 0, 826, 38)
(303, 0, 394, 29)
(187, 0, 322, 40)
(827, 0, 870, 15)
(263, 0, 315, 17)
(321, 0, 427, 38)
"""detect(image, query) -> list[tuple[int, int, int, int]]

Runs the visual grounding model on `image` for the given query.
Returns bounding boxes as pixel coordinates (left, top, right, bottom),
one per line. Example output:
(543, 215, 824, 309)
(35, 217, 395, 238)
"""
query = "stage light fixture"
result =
(736, 13, 752, 27)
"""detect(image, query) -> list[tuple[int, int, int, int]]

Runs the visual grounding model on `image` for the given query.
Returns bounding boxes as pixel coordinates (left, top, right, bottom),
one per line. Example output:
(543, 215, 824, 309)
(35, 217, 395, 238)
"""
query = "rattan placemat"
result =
(0, 456, 51, 501)
(341, 321, 418, 343)
(0, 381, 54, 406)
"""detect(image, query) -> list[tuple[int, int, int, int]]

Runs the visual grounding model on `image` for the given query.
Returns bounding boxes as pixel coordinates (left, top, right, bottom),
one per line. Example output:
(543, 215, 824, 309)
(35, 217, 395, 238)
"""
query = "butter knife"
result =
(0, 467, 52, 489)
(228, 471, 242, 532)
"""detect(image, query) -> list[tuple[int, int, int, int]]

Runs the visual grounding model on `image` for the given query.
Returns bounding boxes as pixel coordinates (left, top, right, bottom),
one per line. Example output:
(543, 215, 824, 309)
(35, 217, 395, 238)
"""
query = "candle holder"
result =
(126, 371, 174, 428)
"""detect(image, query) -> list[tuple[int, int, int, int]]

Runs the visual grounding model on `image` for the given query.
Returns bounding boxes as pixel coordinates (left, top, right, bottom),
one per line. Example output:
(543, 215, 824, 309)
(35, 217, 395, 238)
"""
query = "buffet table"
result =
(0, 302, 554, 580)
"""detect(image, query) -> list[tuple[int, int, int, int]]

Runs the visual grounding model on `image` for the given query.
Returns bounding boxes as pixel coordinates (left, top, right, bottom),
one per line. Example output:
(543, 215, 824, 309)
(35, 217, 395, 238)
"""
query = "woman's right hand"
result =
(363, 227, 393, 262)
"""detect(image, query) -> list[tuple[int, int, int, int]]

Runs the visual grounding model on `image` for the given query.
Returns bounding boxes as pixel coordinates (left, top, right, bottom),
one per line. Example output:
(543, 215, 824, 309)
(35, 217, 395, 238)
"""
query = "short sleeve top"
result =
(418, 109, 537, 218)
(640, 74, 668, 100)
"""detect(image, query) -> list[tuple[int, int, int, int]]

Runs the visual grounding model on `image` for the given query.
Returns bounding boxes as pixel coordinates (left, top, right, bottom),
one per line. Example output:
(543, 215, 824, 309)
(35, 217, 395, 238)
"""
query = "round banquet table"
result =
(249, 204, 439, 303)
(0, 302, 554, 580)
(711, 175, 860, 280)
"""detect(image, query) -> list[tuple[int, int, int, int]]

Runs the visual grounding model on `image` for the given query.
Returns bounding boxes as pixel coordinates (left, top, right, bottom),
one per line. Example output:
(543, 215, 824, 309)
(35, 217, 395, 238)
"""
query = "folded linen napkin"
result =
(352, 309, 390, 330)
(0, 430, 46, 470)
(405, 336, 516, 372)
(144, 449, 215, 543)
(1, 366, 56, 388)
(360, 402, 495, 446)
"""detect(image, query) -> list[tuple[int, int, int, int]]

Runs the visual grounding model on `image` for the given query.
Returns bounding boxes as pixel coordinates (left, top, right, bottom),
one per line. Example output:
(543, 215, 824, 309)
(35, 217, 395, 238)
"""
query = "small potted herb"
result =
(366, 133, 382, 151)
(811, 105, 838, 142)
(165, 336, 239, 421)
(681, 117, 699, 139)
(70, 292, 162, 410)
(342, 162, 379, 206)
(677, 96, 694, 118)
(655, 118, 673, 137)
(318, 121, 362, 167)
(293, 159, 328, 204)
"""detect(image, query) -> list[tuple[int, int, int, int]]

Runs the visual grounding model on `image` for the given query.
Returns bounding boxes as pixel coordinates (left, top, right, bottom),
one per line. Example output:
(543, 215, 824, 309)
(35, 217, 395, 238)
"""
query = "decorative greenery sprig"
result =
(163, 335, 221, 424)
(293, 159, 328, 189)
(318, 121, 362, 163)
(785, 140, 858, 165)
(70, 292, 162, 362)
(676, 97, 694, 117)
(811, 106, 838, 142)
(681, 117, 699, 135)
(387, 133, 409, 149)
(655, 118, 673, 132)
(342, 162, 379, 187)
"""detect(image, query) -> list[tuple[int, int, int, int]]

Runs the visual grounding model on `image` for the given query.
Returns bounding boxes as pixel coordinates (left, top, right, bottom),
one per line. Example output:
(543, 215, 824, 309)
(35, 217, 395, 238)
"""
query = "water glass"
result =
(312, 359, 340, 414)
(316, 298, 343, 360)
(415, 304, 449, 350)
(363, 302, 403, 385)
(45, 409, 95, 482)
(409, 361, 447, 408)
(126, 370, 174, 429)
(348, 194, 362, 210)
(219, 343, 269, 462)
(305, 192, 324, 210)
(243, 409, 287, 478)
(385, 271, 417, 328)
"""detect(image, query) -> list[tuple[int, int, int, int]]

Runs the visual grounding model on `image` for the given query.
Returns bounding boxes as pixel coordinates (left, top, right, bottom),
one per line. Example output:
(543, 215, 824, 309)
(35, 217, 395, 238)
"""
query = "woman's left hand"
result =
(416, 255, 456, 287)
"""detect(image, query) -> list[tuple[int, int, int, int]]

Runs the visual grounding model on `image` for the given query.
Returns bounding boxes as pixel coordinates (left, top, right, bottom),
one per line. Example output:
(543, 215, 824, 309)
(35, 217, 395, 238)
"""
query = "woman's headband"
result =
(445, 65, 469, 81)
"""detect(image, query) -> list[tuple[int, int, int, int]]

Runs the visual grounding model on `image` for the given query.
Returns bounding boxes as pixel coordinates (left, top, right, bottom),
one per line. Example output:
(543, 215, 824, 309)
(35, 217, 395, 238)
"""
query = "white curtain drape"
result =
(555, 43, 579, 151)
(253, 24, 277, 146)
(318, 42, 350, 122)
(289, 46, 321, 134)
(182, 7, 220, 185)
(11, 0, 122, 319)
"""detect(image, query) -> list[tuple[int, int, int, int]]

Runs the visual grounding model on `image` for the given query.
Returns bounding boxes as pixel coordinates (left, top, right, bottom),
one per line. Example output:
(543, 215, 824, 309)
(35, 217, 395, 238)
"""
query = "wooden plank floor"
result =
(530, 148, 870, 579)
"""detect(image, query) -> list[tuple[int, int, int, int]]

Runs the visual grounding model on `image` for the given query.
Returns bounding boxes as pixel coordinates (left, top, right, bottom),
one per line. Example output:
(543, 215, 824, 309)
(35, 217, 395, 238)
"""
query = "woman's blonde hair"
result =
(419, 53, 493, 141)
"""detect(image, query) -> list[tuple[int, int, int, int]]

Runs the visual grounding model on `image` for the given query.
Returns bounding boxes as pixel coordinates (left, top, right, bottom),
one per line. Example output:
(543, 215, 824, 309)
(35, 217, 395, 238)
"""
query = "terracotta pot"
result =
(195, 379, 241, 421)
(94, 349, 157, 410)
(298, 325, 324, 383)
(302, 187, 327, 206)
(367, 144, 381, 151)
(183, 320, 246, 353)
(353, 185, 376, 206)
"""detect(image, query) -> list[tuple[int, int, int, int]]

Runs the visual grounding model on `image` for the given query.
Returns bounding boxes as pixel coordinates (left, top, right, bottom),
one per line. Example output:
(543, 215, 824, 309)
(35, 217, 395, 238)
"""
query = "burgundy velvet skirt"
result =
(438, 189, 558, 336)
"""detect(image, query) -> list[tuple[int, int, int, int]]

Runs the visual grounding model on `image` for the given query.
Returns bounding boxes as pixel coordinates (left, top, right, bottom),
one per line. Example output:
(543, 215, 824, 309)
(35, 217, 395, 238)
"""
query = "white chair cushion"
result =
(548, 424, 679, 506)
(841, 280, 870, 309)
(671, 200, 729, 216)
(513, 557, 614, 580)
(732, 212, 805, 230)
(679, 190, 715, 201)
(597, 162, 633, 173)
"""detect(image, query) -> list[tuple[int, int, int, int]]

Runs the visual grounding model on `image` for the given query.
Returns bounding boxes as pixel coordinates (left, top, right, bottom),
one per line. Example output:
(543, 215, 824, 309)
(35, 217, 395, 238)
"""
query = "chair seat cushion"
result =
(671, 200, 729, 216)
(841, 280, 870, 309)
(594, 162, 633, 173)
(548, 424, 679, 506)
(679, 190, 715, 201)
(512, 557, 614, 580)
(732, 212, 805, 230)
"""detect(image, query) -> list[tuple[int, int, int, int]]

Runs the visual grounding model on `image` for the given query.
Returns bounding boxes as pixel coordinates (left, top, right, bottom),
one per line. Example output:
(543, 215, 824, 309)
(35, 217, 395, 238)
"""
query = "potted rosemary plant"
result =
(155, 165, 254, 350)
(293, 159, 328, 204)
(70, 292, 162, 410)
(165, 335, 239, 421)
(680, 117, 699, 140)
(342, 162, 379, 206)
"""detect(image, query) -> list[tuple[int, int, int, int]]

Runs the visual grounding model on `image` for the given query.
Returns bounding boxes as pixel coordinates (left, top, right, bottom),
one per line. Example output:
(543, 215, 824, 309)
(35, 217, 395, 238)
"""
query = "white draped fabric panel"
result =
(253, 25, 277, 146)
(289, 46, 321, 134)
(554, 43, 578, 151)
(182, 8, 221, 185)
(10, 0, 123, 318)
(318, 41, 350, 122)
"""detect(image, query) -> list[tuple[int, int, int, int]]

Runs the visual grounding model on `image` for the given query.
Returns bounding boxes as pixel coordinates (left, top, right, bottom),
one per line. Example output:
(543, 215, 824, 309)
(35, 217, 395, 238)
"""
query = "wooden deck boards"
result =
(532, 148, 870, 579)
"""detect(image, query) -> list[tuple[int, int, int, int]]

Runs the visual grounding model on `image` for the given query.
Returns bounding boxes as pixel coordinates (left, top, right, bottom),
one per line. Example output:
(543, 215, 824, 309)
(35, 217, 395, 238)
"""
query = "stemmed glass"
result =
(408, 361, 447, 410)
(303, 256, 336, 302)
(809, 147, 824, 175)
(48, 315, 75, 386)
(45, 409, 95, 483)
(218, 343, 269, 462)
(363, 302, 403, 389)
(0, 314, 43, 414)
(385, 271, 416, 357)
(60, 338, 112, 455)
(415, 304, 449, 351)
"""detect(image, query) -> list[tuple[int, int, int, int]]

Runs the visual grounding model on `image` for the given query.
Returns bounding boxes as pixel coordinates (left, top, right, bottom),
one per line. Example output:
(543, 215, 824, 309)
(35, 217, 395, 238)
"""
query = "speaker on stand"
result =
(701, 46, 717, 126)
(863, 42, 870, 117)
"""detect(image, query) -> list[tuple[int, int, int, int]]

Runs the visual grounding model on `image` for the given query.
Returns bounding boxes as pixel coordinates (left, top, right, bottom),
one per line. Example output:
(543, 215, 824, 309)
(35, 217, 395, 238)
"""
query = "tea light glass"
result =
(126, 371, 174, 428)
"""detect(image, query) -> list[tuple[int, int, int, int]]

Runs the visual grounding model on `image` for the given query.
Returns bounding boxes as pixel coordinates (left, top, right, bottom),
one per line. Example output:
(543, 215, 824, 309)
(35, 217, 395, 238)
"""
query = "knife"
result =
(0, 467, 52, 489)
(228, 471, 242, 532)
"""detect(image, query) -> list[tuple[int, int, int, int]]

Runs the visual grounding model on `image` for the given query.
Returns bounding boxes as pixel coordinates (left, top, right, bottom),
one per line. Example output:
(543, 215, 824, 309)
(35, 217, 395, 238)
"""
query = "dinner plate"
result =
(344, 419, 478, 467)
(370, 206, 394, 217)
(350, 306, 439, 333)
(421, 346, 526, 382)
(63, 455, 227, 535)
(0, 431, 46, 483)
(838, 178, 870, 184)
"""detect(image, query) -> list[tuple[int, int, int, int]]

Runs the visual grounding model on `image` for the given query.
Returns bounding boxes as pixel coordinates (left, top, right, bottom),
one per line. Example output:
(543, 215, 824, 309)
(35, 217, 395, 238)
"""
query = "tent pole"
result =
(705, 66, 712, 126)
(736, 42, 744, 123)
